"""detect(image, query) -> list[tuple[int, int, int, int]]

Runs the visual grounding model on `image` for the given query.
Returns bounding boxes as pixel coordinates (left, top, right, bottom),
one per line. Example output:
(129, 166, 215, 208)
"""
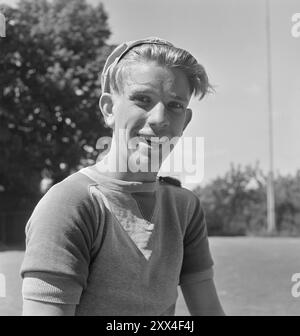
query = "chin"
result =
(130, 150, 161, 173)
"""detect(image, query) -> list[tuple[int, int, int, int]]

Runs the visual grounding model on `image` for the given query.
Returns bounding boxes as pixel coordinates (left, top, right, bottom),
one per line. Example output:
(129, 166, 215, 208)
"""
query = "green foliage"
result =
(193, 163, 300, 236)
(274, 172, 300, 235)
(0, 0, 112, 206)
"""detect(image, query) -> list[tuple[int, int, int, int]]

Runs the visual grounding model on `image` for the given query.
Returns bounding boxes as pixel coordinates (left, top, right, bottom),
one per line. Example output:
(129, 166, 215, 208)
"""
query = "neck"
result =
(100, 170, 158, 183)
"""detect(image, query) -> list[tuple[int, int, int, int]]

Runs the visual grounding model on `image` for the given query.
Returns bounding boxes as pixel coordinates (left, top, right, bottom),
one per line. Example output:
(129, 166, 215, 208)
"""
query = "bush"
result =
(193, 163, 300, 236)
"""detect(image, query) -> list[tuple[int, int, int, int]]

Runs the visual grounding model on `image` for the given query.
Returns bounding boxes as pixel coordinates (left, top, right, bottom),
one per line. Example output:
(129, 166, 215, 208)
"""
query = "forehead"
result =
(120, 61, 191, 101)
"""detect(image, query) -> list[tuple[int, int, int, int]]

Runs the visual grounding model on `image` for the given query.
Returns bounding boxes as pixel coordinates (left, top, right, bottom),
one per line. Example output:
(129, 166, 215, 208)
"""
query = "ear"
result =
(183, 108, 192, 131)
(99, 93, 115, 128)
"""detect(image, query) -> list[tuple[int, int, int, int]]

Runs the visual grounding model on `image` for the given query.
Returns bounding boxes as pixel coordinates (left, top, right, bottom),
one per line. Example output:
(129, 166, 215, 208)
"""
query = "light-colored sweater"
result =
(20, 165, 214, 315)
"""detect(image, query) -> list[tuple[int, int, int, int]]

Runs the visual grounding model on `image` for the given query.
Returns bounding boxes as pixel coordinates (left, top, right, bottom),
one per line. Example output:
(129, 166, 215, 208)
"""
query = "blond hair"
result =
(109, 43, 212, 100)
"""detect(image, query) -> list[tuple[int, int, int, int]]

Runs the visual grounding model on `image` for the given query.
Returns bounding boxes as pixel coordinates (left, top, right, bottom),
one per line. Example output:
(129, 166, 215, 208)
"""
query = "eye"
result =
(167, 101, 184, 111)
(131, 94, 151, 105)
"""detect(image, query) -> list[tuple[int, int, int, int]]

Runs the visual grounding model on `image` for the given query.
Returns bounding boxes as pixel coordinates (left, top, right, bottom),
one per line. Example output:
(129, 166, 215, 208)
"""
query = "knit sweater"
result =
(20, 164, 214, 315)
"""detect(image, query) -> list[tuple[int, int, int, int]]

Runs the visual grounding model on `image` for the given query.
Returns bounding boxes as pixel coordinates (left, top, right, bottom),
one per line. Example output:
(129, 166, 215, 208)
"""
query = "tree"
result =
(193, 163, 300, 236)
(193, 163, 268, 236)
(0, 0, 113, 212)
(274, 171, 300, 235)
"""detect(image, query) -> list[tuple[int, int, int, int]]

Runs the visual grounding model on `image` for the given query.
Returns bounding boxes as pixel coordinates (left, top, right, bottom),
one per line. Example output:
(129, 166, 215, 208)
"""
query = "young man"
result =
(21, 37, 225, 316)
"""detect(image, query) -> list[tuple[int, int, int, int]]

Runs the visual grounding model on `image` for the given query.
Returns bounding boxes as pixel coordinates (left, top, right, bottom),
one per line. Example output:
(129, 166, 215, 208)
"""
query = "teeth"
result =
(140, 137, 158, 144)
(138, 134, 166, 144)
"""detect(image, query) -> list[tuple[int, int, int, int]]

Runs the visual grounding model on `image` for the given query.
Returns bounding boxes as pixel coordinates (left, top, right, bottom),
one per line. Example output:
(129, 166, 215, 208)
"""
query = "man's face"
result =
(107, 61, 192, 172)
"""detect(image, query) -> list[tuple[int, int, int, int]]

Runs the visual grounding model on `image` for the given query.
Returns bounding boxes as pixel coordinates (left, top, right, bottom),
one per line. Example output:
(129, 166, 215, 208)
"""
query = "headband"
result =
(101, 37, 174, 94)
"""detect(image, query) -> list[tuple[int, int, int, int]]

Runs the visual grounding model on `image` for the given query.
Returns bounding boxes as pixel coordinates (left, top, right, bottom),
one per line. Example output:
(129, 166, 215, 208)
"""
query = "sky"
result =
(1, 0, 300, 187)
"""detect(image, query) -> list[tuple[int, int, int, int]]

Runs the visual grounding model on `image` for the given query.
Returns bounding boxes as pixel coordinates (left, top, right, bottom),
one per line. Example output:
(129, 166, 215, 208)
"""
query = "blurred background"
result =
(0, 0, 299, 315)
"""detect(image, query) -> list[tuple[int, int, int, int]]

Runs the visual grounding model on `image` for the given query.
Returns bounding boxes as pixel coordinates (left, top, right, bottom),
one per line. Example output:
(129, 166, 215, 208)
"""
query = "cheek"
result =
(113, 103, 132, 125)
(113, 105, 148, 139)
(168, 114, 186, 136)
(125, 108, 148, 130)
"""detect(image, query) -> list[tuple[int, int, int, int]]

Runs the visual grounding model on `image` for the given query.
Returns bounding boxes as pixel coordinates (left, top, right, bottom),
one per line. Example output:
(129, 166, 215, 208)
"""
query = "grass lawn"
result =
(1, 237, 300, 316)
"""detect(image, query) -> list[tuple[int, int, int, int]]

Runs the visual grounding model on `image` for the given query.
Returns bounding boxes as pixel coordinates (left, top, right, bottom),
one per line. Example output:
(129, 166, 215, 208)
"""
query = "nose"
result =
(147, 102, 169, 129)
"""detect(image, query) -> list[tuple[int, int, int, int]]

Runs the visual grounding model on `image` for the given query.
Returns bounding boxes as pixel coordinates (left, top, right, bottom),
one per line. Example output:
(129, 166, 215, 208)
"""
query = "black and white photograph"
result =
(0, 0, 300, 319)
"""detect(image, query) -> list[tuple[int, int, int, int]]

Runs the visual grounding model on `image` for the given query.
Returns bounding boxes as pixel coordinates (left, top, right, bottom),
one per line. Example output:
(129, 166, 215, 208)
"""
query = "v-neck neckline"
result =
(131, 192, 156, 223)
(79, 165, 161, 262)
(111, 202, 160, 263)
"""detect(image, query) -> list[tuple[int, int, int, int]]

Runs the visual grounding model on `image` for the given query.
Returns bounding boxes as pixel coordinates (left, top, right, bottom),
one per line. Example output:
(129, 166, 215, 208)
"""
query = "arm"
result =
(20, 175, 99, 316)
(21, 274, 80, 316)
(22, 299, 76, 316)
(181, 278, 225, 316)
(181, 195, 224, 315)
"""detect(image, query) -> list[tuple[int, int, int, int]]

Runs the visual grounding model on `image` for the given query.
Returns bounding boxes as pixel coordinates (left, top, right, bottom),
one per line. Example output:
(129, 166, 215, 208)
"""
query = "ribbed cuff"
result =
(22, 272, 83, 305)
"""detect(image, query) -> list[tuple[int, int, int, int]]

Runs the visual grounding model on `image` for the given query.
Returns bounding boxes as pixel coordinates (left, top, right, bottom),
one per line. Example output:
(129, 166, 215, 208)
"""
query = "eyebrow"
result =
(129, 88, 189, 103)
(168, 93, 189, 103)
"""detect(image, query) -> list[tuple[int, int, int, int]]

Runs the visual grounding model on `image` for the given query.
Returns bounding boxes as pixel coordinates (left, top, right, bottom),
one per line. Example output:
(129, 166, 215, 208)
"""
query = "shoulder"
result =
(25, 171, 101, 248)
(29, 171, 100, 227)
(158, 176, 202, 216)
(42, 171, 97, 207)
(158, 176, 199, 201)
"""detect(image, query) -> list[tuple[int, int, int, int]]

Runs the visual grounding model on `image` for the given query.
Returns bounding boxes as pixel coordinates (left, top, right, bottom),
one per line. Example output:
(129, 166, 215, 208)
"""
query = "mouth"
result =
(137, 134, 168, 145)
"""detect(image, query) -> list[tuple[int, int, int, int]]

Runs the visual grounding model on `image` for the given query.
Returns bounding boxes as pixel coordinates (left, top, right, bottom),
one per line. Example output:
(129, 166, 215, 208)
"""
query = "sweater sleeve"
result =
(179, 194, 214, 284)
(20, 173, 99, 304)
